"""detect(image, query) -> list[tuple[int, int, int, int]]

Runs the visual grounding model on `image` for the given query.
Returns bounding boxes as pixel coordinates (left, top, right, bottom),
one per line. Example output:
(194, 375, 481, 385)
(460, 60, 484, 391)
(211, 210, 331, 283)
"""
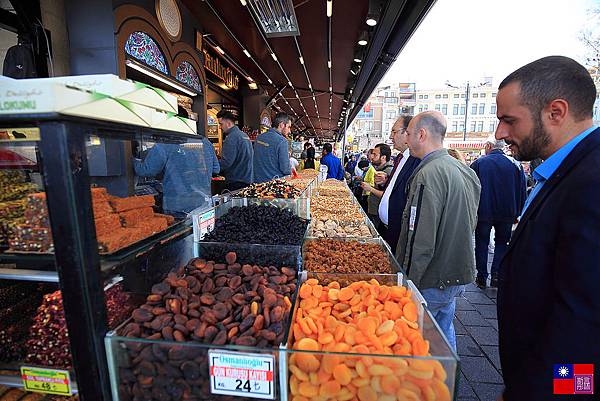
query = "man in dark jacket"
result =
(360, 143, 393, 230)
(217, 111, 253, 191)
(470, 137, 526, 288)
(253, 112, 292, 183)
(495, 56, 600, 401)
(377, 115, 420, 253)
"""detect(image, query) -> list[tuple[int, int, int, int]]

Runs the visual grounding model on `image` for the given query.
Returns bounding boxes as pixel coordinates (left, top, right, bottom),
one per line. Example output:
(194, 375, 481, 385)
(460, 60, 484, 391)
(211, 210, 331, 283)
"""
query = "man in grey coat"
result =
(396, 111, 481, 350)
(253, 112, 292, 183)
(218, 110, 253, 191)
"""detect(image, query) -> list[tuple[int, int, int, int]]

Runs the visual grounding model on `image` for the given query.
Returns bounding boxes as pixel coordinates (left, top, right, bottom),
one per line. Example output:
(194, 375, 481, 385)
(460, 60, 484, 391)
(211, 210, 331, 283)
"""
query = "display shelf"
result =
(0, 268, 58, 282)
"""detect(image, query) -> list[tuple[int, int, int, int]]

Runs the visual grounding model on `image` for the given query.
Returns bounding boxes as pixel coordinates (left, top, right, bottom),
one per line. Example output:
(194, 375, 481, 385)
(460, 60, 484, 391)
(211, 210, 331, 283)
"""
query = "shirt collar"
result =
(533, 126, 597, 182)
(402, 148, 410, 158)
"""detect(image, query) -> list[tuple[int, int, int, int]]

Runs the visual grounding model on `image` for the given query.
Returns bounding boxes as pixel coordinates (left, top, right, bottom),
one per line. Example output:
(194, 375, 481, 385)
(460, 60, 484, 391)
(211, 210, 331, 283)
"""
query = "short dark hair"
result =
(375, 143, 391, 162)
(216, 110, 236, 122)
(399, 114, 413, 129)
(499, 56, 596, 122)
(323, 143, 333, 154)
(357, 160, 369, 169)
(272, 112, 291, 128)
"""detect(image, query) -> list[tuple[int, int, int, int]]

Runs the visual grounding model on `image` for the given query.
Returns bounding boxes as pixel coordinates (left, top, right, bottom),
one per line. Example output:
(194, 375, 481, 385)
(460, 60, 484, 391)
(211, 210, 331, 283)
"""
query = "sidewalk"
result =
(454, 281, 503, 400)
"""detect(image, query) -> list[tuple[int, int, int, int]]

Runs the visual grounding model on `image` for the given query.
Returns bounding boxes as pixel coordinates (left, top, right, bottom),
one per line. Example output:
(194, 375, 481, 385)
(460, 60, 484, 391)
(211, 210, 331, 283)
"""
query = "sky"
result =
(380, 0, 600, 90)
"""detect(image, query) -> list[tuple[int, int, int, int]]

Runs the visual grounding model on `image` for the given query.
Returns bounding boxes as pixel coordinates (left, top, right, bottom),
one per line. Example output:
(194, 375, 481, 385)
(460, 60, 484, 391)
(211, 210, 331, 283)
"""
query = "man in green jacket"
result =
(396, 111, 481, 351)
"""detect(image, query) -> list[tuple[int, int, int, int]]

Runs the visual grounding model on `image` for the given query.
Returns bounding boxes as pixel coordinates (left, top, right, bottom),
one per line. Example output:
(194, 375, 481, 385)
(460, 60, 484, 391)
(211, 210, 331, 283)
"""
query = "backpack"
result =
(3, 43, 37, 79)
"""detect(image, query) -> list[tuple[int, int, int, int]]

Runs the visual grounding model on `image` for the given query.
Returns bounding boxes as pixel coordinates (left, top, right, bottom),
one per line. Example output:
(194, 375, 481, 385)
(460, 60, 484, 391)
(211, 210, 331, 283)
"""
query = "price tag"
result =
(21, 366, 72, 396)
(208, 350, 275, 399)
(192, 208, 215, 241)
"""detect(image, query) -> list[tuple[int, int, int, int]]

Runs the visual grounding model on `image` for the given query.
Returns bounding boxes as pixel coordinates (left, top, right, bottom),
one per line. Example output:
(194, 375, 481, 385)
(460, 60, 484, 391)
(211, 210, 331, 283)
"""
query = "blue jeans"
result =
(421, 285, 465, 351)
(475, 221, 512, 279)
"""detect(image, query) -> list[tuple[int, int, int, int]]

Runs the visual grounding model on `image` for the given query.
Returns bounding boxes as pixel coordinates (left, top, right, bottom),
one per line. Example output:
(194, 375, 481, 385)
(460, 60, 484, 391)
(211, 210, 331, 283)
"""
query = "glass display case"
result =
(0, 111, 208, 400)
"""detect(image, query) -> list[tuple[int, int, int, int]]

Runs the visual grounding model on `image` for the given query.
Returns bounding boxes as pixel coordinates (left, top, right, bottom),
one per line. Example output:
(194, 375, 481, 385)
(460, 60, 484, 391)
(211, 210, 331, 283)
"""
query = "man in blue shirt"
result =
(253, 112, 292, 183)
(320, 143, 344, 180)
(217, 110, 253, 191)
(495, 56, 600, 401)
(470, 137, 526, 288)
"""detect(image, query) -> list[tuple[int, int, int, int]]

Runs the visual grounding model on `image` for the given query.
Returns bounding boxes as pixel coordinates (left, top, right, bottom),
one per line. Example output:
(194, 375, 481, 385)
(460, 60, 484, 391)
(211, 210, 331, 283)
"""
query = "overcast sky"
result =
(380, 0, 599, 90)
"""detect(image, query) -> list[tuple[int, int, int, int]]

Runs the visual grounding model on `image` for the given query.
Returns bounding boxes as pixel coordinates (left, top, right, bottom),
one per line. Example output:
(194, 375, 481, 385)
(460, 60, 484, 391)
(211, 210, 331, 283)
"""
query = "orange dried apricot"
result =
(338, 287, 355, 301)
(298, 381, 319, 397)
(403, 302, 418, 322)
(296, 337, 320, 351)
(357, 386, 377, 401)
(332, 364, 352, 385)
(318, 380, 341, 398)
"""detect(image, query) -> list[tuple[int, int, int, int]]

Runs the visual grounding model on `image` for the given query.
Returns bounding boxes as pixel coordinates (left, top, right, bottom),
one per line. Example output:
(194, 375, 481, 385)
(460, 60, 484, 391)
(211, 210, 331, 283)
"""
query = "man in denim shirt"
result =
(253, 113, 292, 183)
(217, 111, 253, 191)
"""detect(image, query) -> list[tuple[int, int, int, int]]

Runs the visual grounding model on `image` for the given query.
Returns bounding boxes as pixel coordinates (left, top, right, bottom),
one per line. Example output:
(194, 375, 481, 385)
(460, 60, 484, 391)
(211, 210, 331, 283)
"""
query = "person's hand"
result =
(360, 182, 372, 192)
(374, 171, 388, 185)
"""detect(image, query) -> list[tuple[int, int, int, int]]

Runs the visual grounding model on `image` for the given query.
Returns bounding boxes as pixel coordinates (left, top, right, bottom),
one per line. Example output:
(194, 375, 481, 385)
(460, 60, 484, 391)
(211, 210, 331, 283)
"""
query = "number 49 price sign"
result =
(208, 350, 275, 399)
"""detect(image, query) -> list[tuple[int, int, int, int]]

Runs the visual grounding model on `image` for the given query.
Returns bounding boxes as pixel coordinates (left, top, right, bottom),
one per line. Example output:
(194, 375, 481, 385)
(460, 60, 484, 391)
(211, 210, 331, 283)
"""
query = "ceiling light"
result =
(125, 59, 197, 96)
(299, 56, 304, 64)
(350, 70, 356, 75)
(309, 83, 312, 90)
(247, 0, 300, 37)
(268, 78, 273, 84)
(326, 0, 333, 17)
(329, 86, 332, 92)
(366, 17, 377, 26)
(366, 1, 378, 26)
(240, 0, 247, 5)
(358, 31, 368, 46)
(328, 60, 332, 69)
(248, 82, 258, 90)
(343, 99, 348, 103)
(288, 81, 293, 87)
(271, 53, 278, 61)
(350, 89, 353, 93)
(243, 49, 251, 57)
(247, 76, 253, 82)
(215, 46, 225, 55)
(354, 58, 362, 63)
(329, 97, 332, 102)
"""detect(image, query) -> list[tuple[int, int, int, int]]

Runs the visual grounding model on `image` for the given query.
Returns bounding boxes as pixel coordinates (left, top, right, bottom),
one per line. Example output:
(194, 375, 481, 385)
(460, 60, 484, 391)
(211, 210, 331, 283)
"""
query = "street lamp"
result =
(446, 81, 486, 142)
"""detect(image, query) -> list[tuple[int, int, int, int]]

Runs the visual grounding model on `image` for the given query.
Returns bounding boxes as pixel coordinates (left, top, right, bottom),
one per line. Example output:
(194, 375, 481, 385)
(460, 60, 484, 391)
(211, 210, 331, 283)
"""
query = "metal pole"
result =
(463, 82, 470, 142)
(341, 105, 351, 168)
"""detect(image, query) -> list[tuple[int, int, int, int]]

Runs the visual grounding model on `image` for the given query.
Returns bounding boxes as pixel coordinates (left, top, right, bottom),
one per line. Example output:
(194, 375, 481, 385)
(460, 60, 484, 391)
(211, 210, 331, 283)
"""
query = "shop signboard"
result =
(203, 49, 240, 90)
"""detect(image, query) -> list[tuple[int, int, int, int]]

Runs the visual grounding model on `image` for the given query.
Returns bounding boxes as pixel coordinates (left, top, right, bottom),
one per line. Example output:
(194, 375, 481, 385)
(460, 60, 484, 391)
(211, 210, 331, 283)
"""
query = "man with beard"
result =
(495, 56, 600, 400)
(360, 143, 394, 230)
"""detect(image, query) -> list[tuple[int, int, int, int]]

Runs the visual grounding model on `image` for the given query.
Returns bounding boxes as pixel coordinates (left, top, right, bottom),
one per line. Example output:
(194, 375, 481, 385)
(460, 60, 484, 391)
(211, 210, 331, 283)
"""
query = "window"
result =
(479, 104, 485, 114)
(418, 105, 423, 113)
(443, 94, 448, 99)
(470, 121, 476, 132)
(461, 94, 466, 98)
(473, 93, 479, 98)
(480, 93, 486, 98)
(419, 94, 423, 99)
(435, 104, 441, 112)
(489, 122, 496, 132)
(460, 105, 465, 115)
(125, 31, 169, 74)
(454, 94, 460, 98)
(435, 94, 441, 99)
(385, 91, 389, 97)
(386, 110, 396, 119)
(452, 121, 458, 132)
(459, 122, 465, 132)
(491, 104, 497, 114)
(385, 122, 389, 131)
(390, 91, 395, 97)
(477, 121, 484, 132)
(441, 104, 447, 115)
(492, 92, 497, 97)
(424, 95, 429, 99)
(453, 104, 459, 115)
(176, 61, 201, 92)
(471, 103, 477, 114)
(424, 104, 429, 110)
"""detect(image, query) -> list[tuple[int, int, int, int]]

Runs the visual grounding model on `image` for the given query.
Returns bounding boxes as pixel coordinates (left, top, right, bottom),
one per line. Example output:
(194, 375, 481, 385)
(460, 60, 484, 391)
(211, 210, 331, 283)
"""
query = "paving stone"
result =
(456, 296, 476, 311)
(460, 356, 504, 384)
(464, 283, 480, 292)
(484, 287, 498, 299)
(457, 335, 483, 356)
(473, 383, 504, 401)
(486, 318, 499, 331)
(458, 372, 478, 399)
(456, 310, 490, 327)
(482, 345, 502, 371)
(454, 319, 468, 335)
(463, 291, 495, 305)
(475, 304, 497, 319)
(465, 325, 499, 346)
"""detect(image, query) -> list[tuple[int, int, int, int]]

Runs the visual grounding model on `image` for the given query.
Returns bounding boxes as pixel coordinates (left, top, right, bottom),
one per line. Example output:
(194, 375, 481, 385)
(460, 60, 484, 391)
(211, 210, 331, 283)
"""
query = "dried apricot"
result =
(338, 287, 355, 301)
(332, 364, 352, 385)
(403, 302, 418, 322)
(357, 386, 377, 401)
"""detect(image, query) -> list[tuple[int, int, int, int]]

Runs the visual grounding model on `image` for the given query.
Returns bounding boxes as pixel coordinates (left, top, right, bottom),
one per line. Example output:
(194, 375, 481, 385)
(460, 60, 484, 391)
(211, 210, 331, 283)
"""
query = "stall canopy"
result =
(181, 0, 436, 140)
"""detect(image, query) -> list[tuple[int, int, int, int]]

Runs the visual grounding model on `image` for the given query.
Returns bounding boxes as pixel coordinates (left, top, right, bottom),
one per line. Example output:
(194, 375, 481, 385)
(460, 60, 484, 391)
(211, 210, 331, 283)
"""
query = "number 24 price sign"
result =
(208, 350, 275, 399)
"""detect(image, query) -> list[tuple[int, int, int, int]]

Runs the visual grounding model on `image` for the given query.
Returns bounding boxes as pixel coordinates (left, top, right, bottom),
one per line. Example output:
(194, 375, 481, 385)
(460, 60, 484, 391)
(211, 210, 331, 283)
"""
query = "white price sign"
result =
(192, 209, 215, 241)
(208, 350, 275, 399)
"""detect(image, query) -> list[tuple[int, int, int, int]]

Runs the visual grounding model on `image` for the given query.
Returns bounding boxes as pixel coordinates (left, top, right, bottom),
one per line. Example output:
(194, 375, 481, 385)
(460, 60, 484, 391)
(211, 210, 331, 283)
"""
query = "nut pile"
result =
(289, 278, 451, 401)
(238, 179, 301, 199)
(202, 204, 308, 245)
(118, 252, 297, 401)
(25, 285, 133, 369)
(310, 195, 364, 223)
(285, 177, 314, 192)
(304, 239, 394, 274)
(297, 169, 319, 179)
(310, 218, 372, 238)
